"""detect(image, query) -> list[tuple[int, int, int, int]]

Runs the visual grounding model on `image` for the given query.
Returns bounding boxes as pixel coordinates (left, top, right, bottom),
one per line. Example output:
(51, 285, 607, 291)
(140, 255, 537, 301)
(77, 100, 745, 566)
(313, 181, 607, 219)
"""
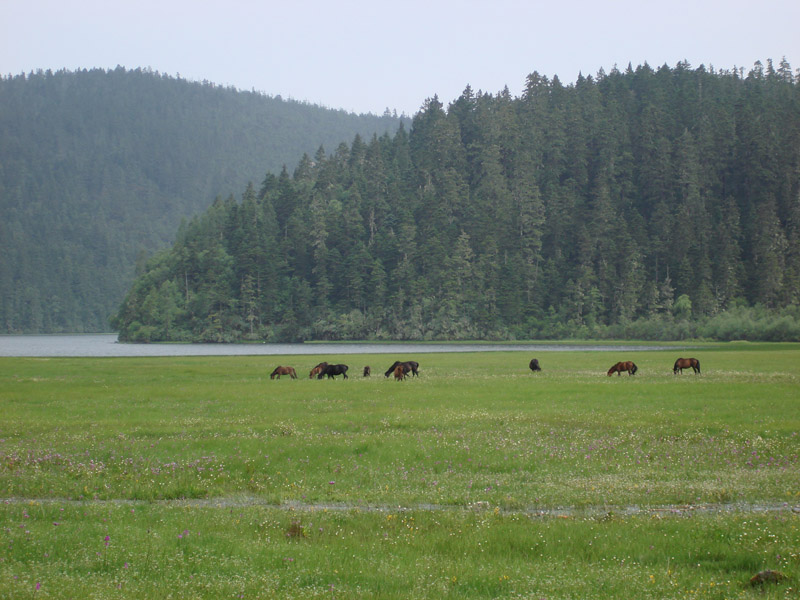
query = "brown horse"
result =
(363, 366, 371, 377)
(673, 357, 700, 374)
(271, 366, 297, 379)
(309, 362, 328, 379)
(393, 364, 406, 381)
(607, 361, 638, 376)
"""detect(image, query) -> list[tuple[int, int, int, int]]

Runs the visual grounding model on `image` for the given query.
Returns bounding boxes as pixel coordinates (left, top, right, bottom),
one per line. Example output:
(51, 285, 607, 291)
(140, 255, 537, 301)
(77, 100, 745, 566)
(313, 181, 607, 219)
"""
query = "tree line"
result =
(0, 67, 406, 333)
(112, 60, 800, 342)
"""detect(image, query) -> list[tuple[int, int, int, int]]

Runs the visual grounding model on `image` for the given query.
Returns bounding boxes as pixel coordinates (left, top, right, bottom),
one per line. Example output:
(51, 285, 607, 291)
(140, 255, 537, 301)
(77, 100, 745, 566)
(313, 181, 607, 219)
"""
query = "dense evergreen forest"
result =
(113, 59, 800, 342)
(0, 67, 406, 332)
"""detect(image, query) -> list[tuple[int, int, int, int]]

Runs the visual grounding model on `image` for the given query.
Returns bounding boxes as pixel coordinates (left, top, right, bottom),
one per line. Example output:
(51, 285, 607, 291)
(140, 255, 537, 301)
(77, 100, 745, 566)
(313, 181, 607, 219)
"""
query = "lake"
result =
(0, 334, 680, 357)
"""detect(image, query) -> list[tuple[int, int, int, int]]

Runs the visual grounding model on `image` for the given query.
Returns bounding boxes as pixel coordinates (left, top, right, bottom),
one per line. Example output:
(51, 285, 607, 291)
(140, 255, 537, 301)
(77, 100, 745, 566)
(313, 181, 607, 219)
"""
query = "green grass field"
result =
(2, 343, 799, 598)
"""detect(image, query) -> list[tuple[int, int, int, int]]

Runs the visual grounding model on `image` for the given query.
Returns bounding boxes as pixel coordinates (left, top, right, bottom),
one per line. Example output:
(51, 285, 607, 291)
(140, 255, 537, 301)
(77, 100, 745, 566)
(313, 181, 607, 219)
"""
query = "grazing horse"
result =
(384, 360, 419, 378)
(318, 364, 349, 379)
(363, 366, 371, 377)
(673, 357, 701, 374)
(607, 361, 638, 376)
(393, 364, 406, 381)
(529, 358, 541, 372)
(270, 366, 297, 379)
(309, 362, 328, 379)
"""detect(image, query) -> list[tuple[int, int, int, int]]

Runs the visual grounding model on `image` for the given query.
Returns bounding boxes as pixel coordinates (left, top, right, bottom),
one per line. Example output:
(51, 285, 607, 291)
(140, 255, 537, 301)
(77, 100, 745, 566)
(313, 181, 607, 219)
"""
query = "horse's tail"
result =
(694, 359, 700, 374)
(631, 363, 638, 375)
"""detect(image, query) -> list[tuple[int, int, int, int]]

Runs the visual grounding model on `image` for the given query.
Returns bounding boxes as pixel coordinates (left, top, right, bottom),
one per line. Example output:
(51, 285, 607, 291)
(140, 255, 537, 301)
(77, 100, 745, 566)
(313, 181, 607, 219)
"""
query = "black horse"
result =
(318, 364, 349, 379)
(529, 358, 541, 372)
(384, 360, 419, 378)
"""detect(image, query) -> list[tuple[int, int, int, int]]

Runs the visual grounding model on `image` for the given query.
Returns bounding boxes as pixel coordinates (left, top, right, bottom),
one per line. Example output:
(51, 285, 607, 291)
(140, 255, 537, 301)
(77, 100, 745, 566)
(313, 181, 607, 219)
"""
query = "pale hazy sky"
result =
(2, 0, 798, 116)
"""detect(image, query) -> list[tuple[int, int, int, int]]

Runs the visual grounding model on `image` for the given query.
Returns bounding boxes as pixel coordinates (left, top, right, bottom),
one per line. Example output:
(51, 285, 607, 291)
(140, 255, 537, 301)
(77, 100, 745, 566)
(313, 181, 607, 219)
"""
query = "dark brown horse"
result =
(318, 364, 349, 379)
(363, 366, 371, 377)
(270, 366, 297, 379)
(309, 362, 328, 379)
(673, 357, 700, 374)
(384, 361, 419, 378)
(529, 358, 541, 372)
(607, 361, 638, 376)
(393, 364, 406, 381)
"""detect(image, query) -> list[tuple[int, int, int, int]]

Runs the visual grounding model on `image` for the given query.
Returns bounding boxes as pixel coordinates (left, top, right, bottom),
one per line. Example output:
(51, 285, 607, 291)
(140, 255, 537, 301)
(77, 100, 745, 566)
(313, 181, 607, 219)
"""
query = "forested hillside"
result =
(112, 60, 800, 342)
(0, 67, 406, 332)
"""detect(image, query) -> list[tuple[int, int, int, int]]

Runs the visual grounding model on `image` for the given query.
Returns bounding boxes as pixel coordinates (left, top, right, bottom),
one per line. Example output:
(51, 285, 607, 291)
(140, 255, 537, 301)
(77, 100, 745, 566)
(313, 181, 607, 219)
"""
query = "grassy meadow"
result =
(1, 343, 799, 598)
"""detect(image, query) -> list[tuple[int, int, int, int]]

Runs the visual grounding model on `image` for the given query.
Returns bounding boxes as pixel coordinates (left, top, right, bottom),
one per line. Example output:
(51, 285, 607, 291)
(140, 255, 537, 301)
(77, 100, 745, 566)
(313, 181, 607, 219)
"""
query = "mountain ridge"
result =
(0, 67, 408, 332)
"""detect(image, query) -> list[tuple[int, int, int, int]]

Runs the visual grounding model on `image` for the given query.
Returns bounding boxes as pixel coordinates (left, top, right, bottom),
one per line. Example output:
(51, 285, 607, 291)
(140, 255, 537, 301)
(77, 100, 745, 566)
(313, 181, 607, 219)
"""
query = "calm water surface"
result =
(0, 334, 678, 357)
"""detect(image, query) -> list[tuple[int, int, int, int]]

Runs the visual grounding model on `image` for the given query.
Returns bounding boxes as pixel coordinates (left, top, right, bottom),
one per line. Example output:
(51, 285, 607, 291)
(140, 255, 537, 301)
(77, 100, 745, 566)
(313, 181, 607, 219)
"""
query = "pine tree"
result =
(111, 61, 800, 342)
